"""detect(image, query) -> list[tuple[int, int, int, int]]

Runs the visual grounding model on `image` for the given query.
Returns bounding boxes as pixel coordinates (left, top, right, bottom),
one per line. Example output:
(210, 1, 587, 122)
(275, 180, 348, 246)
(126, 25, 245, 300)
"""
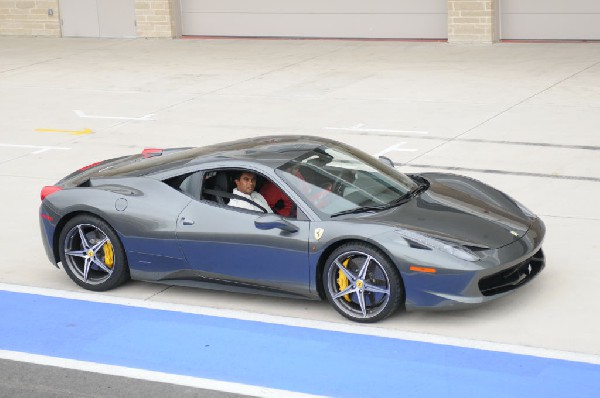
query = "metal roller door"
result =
(180, 0, 447, 39)
(501, 0, 600, 40)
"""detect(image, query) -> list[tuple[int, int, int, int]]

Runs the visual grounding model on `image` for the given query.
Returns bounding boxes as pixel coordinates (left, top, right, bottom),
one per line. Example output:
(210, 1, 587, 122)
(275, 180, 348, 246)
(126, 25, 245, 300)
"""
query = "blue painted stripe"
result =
(1, 290, 599, 397)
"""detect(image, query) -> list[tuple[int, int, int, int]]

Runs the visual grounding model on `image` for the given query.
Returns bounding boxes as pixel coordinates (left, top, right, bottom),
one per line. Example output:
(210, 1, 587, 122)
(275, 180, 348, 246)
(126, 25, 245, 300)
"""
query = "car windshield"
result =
(275, 143, 418, 217)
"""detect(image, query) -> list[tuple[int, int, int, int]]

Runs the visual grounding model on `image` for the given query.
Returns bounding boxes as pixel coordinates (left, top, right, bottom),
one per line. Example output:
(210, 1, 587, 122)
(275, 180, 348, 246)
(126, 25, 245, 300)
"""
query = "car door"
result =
(175, 199, 312, 297)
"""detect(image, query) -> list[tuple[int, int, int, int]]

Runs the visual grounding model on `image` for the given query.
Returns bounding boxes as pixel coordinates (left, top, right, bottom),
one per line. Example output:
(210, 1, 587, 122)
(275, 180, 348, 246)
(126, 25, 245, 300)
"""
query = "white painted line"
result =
(0, 350, 323, 398)
(376, 142, 418, 156)
(0, 143, 71, 154)
(324, 125, 429, 135)
(74, 109, 155, 121)
(2, 283, 600, 366)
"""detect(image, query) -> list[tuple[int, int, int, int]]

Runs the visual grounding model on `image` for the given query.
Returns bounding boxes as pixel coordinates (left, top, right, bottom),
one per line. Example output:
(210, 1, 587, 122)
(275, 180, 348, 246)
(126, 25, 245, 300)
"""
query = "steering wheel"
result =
(331, 178, 345, 197)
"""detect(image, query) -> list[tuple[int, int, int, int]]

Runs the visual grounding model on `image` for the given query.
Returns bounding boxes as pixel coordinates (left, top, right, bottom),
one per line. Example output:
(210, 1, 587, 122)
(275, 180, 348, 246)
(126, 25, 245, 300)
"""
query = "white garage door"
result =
(180, 0, 447, 39)
(501, 0, 600, 40)
(59, 0, 136, 38)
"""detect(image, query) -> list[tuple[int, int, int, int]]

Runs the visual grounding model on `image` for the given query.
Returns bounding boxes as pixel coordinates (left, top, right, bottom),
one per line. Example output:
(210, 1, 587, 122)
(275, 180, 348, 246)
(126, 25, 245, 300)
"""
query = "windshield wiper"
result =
(407, 182, 429, 198)
(406, 175, 430, 196)
(395, 180, 430, 201)
(331, 196, 413, 217)
(374, 182, 430, 211)
(383, 196, 412, 209)
(330, 205, 387, 218)
(331, 180, 430, 218)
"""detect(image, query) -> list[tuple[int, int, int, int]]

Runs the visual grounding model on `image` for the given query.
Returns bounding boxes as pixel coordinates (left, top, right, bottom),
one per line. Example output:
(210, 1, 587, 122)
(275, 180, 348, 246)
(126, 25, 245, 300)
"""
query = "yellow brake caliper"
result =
(103, 241, 114, 268)
(336, 258, 351, 302)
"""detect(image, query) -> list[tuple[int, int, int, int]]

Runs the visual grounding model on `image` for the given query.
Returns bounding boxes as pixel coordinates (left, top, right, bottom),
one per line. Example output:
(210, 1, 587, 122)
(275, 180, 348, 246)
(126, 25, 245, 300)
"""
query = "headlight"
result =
(395, 228, 479, 262)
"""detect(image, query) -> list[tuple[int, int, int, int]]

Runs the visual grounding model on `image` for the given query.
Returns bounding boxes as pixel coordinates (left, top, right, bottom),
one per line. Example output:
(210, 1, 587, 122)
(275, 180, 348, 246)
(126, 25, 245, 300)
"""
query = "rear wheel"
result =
(58, 215, 129, 291)
(323, 243, 403, 323)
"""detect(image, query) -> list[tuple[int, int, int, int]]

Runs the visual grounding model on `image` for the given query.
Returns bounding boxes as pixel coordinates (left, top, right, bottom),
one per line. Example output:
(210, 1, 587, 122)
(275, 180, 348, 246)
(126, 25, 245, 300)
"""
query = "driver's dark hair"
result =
(233, 170, 255, 181)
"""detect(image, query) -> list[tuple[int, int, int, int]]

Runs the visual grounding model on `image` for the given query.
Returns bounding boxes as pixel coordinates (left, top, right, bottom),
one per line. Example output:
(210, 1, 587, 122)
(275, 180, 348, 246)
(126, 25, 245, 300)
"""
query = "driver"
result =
(228, 171, 273, 213)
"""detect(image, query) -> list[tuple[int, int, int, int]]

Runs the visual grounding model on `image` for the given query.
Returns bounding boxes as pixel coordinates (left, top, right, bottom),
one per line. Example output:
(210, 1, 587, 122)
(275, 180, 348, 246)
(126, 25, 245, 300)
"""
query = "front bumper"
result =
(403, 217, 546, 310)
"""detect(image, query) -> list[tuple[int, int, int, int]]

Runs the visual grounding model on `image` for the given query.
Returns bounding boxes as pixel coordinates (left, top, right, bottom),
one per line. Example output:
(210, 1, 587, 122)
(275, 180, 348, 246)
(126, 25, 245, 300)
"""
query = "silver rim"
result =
(63, 223, 114, 285)
(328, 250, 391, 319)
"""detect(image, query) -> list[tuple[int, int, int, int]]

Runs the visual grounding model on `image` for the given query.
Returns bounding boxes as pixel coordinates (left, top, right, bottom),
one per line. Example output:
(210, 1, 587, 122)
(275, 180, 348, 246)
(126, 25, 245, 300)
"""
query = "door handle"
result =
(181, 218, 195, 225)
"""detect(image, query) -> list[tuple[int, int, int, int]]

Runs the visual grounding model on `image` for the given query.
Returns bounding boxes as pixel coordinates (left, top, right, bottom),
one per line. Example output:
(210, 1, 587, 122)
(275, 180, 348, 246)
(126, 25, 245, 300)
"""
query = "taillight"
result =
(41, 186, 62, 201)
(142, 148, 163, 158)
(79, 161, 103, 171)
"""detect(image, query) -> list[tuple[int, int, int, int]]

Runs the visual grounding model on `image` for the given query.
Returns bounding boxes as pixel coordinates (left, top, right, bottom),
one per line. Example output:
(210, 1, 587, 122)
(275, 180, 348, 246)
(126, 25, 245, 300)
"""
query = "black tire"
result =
(323, 242, 403, 323)
(58, 215, 129, 291)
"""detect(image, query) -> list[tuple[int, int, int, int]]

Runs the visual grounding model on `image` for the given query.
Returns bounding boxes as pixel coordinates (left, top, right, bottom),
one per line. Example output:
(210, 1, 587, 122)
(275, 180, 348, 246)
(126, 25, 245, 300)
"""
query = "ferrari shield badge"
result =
(314, 228, 324, 241)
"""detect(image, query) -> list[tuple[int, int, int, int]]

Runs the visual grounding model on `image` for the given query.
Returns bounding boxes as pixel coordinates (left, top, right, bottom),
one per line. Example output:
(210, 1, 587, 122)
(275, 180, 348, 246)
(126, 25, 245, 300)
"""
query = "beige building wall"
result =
(0, 0, 61, 37)
(448, 0, 499, 43)
(1, 0, 500, 43)
(135, 0, 178, 38)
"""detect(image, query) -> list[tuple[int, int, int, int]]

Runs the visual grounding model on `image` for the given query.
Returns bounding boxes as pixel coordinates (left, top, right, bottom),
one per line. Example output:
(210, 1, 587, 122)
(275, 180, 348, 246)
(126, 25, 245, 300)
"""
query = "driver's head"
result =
(234, 171, 257, 195)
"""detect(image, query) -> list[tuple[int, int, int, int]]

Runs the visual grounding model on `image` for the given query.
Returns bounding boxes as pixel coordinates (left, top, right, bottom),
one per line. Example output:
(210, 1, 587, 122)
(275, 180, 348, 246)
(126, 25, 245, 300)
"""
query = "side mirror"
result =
(254, 214, 299, 233)
(378, 156, 395, 168)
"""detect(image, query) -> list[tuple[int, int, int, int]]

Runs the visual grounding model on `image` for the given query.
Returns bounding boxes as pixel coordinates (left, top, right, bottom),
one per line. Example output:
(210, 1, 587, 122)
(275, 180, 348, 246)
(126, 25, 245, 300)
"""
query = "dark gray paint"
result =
(39, 135, 546, 310)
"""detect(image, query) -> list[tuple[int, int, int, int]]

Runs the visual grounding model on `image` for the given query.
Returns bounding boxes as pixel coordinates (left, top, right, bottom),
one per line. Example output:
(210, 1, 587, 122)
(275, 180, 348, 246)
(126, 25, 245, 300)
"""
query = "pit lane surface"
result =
(1, 37, 599, 396)
(2, 286, 599, 398)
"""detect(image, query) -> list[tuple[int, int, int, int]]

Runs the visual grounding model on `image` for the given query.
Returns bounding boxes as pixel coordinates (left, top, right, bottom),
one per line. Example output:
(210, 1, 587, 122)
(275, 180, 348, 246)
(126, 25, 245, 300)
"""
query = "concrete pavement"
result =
(0, 37, 599, 357)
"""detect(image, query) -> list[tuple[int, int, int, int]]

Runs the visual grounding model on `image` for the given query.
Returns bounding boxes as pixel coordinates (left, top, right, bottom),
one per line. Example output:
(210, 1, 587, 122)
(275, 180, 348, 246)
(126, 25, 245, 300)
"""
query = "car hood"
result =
(359, 174, 534, 250)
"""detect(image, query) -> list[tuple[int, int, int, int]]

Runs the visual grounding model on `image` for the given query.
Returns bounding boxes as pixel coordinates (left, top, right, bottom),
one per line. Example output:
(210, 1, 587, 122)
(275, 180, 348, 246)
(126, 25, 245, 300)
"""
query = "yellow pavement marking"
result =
(35, 128, 93, 135)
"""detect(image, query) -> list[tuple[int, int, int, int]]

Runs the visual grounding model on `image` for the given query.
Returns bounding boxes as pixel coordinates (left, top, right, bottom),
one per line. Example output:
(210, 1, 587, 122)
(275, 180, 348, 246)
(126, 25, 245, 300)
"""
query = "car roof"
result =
(103, 135, 340, 178)
(187, 135, 330, 165)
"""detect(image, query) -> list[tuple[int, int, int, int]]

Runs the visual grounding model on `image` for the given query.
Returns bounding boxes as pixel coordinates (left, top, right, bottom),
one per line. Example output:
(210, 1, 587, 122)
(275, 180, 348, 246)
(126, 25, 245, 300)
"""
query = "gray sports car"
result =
(39, 136, 545, 323)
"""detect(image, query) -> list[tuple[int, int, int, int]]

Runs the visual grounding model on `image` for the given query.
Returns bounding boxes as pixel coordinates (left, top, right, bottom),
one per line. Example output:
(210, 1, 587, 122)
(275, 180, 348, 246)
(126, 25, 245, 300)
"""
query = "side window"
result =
(179, 171, 203, 199)
(198, 168, 299, 219)
(163, 171, 202, 199)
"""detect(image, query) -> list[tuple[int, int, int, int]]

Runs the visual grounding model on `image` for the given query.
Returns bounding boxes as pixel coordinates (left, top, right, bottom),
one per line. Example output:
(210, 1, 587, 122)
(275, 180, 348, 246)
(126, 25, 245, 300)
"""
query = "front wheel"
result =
(58, 215, 129, 291)
(323, 243, 403, 323)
